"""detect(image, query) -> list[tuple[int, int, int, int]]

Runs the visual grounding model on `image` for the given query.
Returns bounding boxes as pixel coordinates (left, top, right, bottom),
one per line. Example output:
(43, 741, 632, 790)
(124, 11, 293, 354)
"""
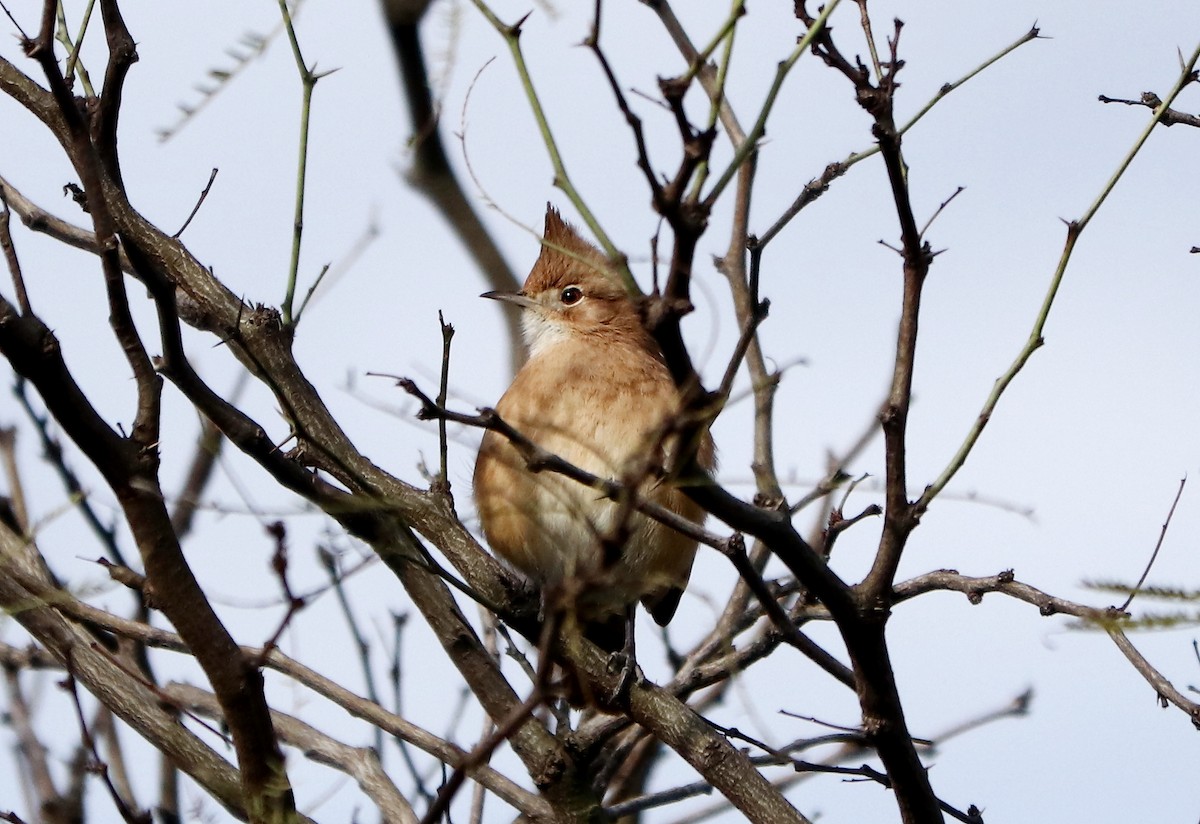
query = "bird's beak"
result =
(481, 289, 537, 310)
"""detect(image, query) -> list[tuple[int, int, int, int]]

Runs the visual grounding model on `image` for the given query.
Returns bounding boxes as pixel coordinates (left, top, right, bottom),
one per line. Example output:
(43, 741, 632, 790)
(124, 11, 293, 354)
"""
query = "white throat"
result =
(521, 311, 574, 359)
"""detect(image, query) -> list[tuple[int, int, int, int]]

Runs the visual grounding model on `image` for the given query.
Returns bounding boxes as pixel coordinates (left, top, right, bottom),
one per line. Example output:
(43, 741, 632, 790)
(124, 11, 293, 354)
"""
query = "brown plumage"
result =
(473, 206, 713, 649)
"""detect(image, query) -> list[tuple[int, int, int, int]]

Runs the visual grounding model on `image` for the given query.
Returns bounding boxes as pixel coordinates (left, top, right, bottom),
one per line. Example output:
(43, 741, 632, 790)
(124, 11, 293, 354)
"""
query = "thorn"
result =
(509, 11, 533, 37)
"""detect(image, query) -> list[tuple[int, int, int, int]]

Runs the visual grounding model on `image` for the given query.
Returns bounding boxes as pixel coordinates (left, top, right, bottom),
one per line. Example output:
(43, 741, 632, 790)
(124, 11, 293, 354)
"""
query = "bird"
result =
(473, 205, 714, 658)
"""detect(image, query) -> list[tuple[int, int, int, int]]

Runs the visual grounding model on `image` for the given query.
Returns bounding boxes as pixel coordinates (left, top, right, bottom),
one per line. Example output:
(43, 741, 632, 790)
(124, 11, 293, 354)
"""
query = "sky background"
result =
(2, 1, 1200, 822)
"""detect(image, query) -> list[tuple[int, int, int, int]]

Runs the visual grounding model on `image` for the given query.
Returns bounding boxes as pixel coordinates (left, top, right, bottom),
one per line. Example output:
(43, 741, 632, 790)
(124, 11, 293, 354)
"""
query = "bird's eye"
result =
(560, 286, 583, 306)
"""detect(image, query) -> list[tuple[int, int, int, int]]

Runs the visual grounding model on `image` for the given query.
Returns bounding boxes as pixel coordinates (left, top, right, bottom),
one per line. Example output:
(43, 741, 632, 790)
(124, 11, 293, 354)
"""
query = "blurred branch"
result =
(93, 709, 138, 819)
(380, 0, 525, 373)
(21, 575, 554, 820)
(0, 524, 249, 817)
(12, 378, 127, 566)
(387, 611, 437, 805)
(155, 4, 305, 142)
(293, 213, 380, 323)
(62, 672, 149, 823)
(319, 544, 386, 758)
(168, 683, 420, 824)
(2, 665, 62, 820)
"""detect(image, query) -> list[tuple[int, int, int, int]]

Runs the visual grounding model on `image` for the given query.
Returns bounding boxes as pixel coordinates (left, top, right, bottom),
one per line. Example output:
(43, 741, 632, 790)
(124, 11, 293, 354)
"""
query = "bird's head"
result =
(482, 206, 647, 358)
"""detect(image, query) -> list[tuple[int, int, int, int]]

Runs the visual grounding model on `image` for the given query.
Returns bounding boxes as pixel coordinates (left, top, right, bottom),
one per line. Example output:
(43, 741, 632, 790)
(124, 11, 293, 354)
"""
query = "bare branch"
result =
(1099, 91, 1200, 127)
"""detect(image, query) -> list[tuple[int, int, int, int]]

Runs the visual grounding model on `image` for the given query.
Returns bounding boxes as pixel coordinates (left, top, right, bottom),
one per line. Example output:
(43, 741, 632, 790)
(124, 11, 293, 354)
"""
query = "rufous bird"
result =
(473, 206, 714, 654)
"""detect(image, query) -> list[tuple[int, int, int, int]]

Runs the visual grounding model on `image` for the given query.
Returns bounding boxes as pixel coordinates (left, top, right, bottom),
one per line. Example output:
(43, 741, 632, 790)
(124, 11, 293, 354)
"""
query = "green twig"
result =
(688, 0, 741, 199)
(702, 0, 843, 208)
(918, 41, 1200, 512)
(901, 25, 1041, 140)
(469, 1, 637, 293)
(854, 0, 884, 82)
(55, 0, 96, 96)
(679, 0, 745, 87)
(277, 0, 330, 327)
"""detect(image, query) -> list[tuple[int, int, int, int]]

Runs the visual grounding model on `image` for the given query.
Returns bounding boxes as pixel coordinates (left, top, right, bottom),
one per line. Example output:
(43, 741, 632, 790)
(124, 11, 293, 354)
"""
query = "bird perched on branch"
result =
(473, 206, 714, 659)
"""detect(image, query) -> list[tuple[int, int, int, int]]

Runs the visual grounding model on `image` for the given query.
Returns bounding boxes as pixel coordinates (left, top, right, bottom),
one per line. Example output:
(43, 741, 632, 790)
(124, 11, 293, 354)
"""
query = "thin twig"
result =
(758, 25, 1040, 249)
(277, 0, 331, 326)
(1120, 476, 1187, 612)
(12, 378, 128, 567)
(688, 0, 742, 198)
(55, 0, 97, 96)
(717, 534, 854, 688)
(713, 298, 770, 406)
(319, 543, 385, 758)
(171, 167, 218, 238)
(0, 194, 31, 315)
(919, 185, 965, 239)
(435, 312, 454, 495)
(62, 669, 149, 823)
(397, 378, 725, 550)
(585, 0, 664, 207)
(388, 611, 436, 804)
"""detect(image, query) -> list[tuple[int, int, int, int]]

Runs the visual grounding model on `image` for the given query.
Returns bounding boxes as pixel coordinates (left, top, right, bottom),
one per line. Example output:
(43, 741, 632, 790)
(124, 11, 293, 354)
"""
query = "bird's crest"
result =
(527, 205, 616, 295)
